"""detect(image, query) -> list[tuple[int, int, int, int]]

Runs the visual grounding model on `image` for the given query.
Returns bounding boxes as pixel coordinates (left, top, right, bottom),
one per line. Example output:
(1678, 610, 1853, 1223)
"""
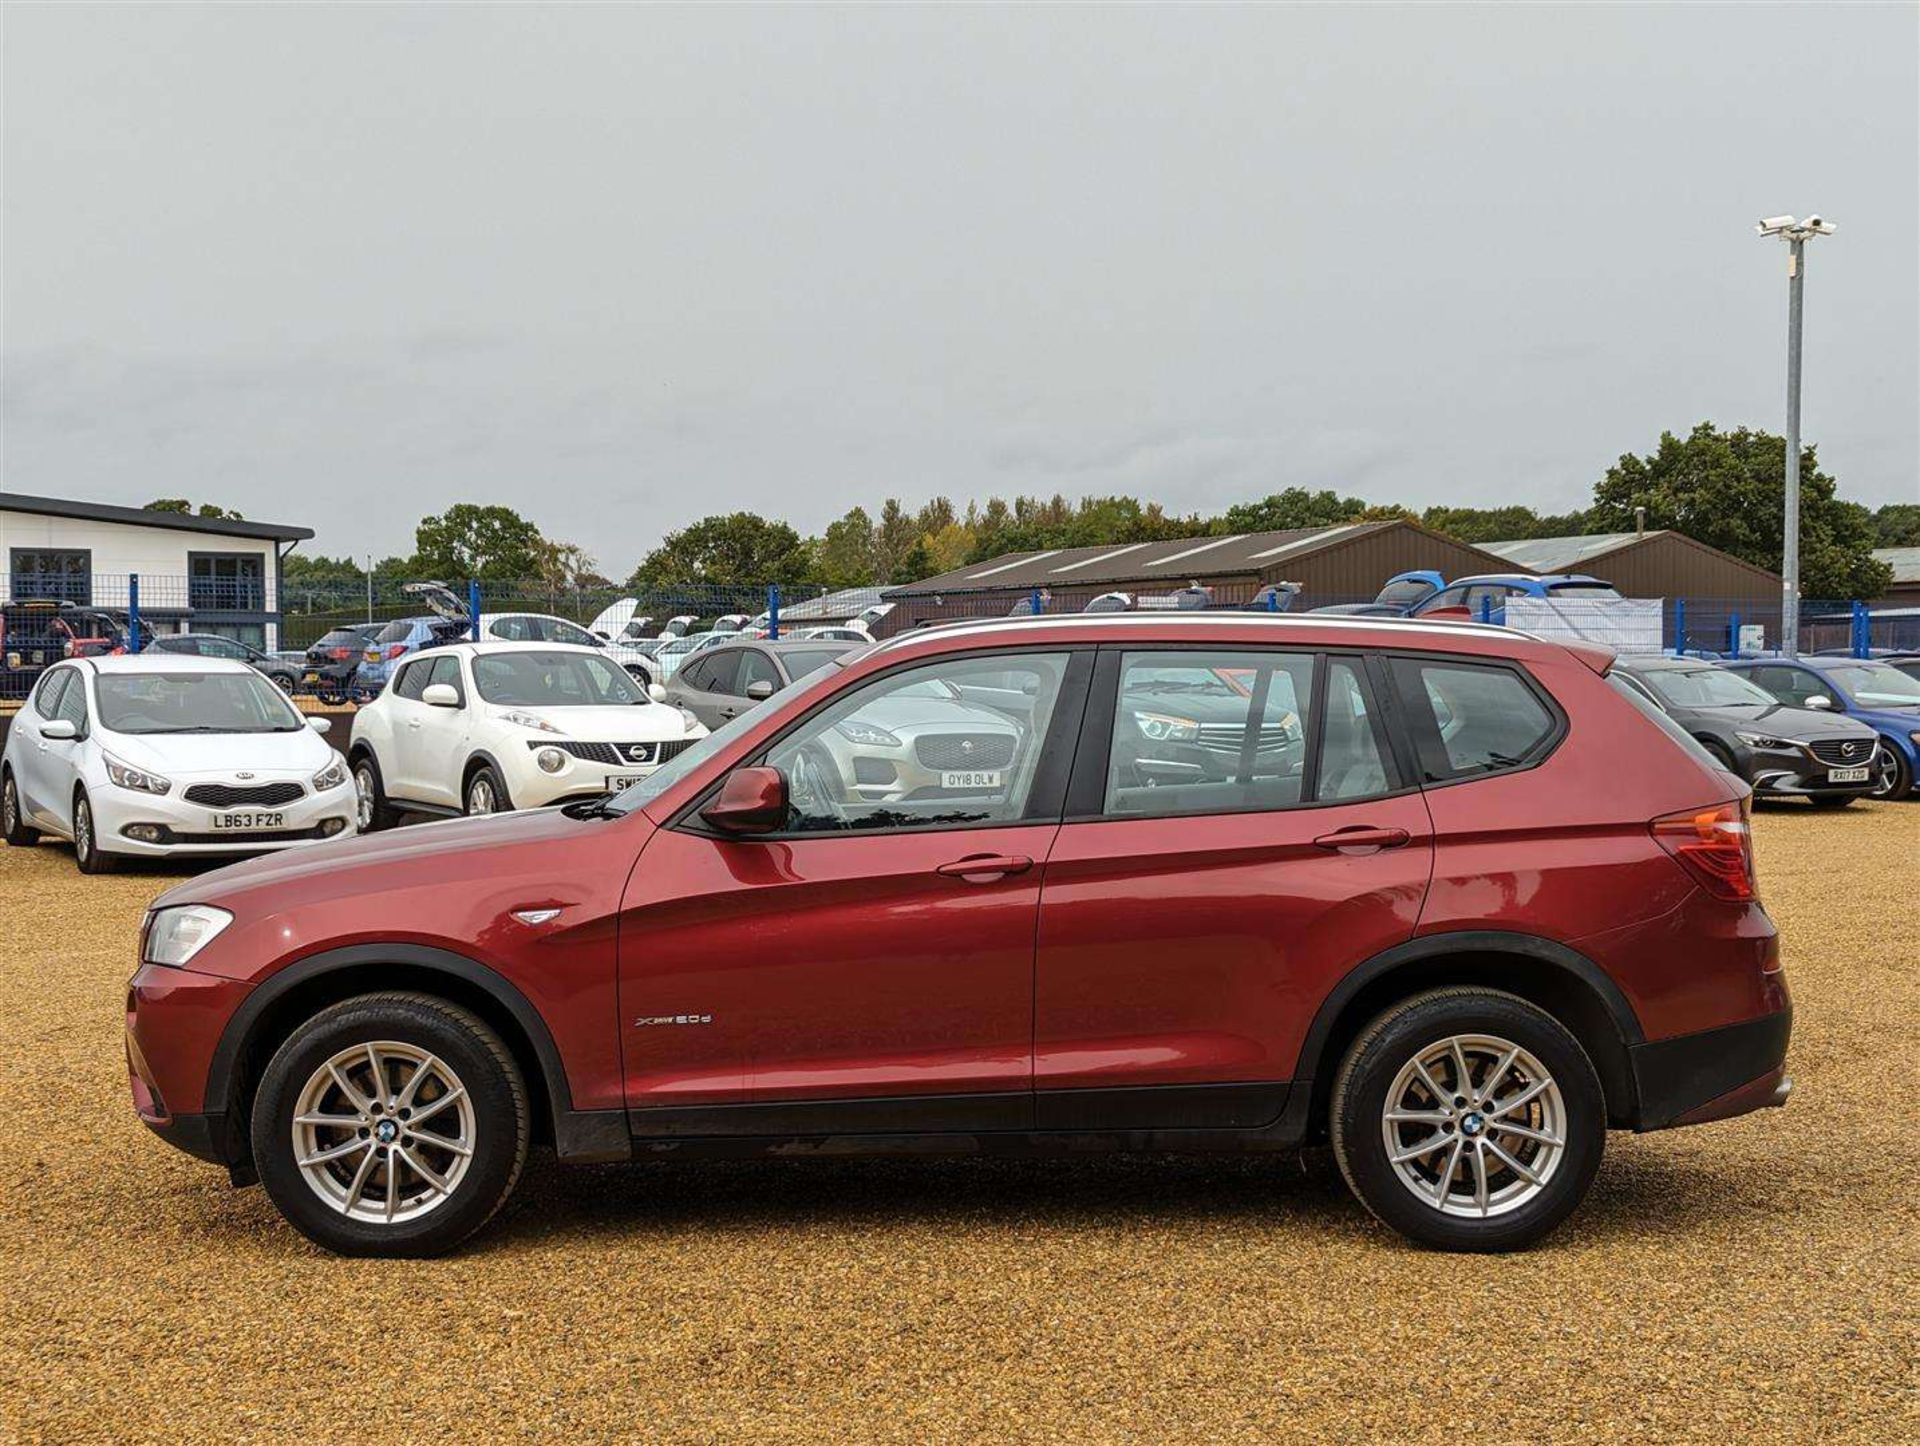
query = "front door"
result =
(392, 654, 466, 806)
(616, 647, 1089, 1134)
(1033, 648, 1433, 1128)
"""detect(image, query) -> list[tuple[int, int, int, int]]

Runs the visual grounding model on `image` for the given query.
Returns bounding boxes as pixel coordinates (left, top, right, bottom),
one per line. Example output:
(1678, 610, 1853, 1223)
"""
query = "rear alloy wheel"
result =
(2, 770, 39, 846)
(251, 992, 530, 1256)
(72, 789, 117, 874)
(273, 674, 297, 695)
(464, 764, 511, 817)
(1330, 987, 1604, 1251)
(1868, 740, 1911, 800)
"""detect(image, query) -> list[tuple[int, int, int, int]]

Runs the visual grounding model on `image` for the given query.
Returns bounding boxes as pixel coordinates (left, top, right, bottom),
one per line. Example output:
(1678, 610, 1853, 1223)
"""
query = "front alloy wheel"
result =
(1330, 987, 1604, 1251)
(252, 992, 530, 1256)
(1869, 741, 1910, 800)
(72, 790, 115, 874)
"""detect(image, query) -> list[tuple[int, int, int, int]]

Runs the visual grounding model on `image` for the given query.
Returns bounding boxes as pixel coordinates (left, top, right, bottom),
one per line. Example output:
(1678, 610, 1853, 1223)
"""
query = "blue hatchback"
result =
(1409, 573, 1621, 624)
(353, 615, 468, 693)
(1721, 656, 1920, 799)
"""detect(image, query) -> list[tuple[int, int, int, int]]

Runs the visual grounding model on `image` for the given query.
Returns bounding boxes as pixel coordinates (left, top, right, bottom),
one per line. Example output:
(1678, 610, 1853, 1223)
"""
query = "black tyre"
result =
(1699, 737, 1740, 776)
(1329, 987, 1605, 1252)
(316, 686, 347, 707)
(2, 769, 38, 846)
(1868, 739, 1911, 800)
(272, 673, 297, 695)
(71, 788, 117, 874)
(464, 763, 511, 816)
(351, 751, 398, 832)
(250, 992, 531, 1257)
(1808, 794, 1856, 809)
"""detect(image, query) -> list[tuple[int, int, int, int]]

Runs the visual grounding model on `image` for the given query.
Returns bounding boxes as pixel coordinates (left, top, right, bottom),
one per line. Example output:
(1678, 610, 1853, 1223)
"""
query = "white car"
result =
(1, 655, 355, 873)
(346, 641, 708, 824)
(476, 609, 658, 686)
(650, 630, 733, 680)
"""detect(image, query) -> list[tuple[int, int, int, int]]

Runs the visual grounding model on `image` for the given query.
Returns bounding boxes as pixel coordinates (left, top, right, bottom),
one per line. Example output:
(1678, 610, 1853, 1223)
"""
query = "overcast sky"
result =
(5, 5, 1916, 572)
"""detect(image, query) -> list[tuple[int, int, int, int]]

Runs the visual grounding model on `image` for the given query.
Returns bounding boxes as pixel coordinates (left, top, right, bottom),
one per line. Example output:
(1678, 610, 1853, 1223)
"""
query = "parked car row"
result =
(115, 611, 1800, 1259)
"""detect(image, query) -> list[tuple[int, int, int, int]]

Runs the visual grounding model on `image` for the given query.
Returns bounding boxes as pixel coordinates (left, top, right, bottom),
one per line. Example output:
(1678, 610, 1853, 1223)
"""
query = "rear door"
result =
(1033, 647, 1432, 1127)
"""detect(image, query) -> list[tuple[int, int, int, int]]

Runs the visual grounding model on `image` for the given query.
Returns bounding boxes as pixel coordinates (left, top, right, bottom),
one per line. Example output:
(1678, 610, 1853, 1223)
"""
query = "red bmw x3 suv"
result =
(126, 614, 1791, 1255)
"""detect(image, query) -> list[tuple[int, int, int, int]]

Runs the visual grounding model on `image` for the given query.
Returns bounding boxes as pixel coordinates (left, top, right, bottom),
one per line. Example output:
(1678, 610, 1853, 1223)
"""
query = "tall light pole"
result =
(1756, 213, 1835, 657)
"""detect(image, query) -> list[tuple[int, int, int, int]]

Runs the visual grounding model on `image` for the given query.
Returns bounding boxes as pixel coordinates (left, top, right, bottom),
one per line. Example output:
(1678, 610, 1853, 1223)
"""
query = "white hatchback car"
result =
(346, 641, 708, 824)
(1, 655, 355, 873)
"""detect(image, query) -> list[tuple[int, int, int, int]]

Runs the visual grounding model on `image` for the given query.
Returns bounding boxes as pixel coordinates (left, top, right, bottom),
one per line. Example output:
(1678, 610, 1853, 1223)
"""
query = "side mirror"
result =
(648, 683, 668, 703)
(307, 716, 333, 734)
(39, 719, 78, 741)
(1805, 694, 1833, 711)
(745, 679, 775, 701)
(422, 683, 461, 708)
(701, 766, 787, 834)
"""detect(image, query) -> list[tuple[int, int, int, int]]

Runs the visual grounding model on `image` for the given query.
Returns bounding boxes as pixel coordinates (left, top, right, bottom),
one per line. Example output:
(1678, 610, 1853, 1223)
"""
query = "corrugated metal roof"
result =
(886, 524, 1387, 594)
(1873, 547, 1920, 585)
(1479, 532, 1654, 573)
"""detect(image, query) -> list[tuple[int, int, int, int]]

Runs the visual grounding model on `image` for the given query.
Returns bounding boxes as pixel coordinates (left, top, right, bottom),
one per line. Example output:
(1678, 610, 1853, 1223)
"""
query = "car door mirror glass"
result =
(39, 719, 78, 741)
(702, 766, 788, 834)
(422, 683, 461, 708)
(745, 679, 775, 701)
(1805, 694, 1832, 710)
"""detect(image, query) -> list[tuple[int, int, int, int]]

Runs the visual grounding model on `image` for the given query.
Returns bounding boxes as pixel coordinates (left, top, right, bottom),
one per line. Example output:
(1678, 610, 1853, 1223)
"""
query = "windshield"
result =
(781, 647, 848, 679)
(1825, 663, 1920, 706)
(96, 671, 305, 734)
(473, 650, 642, 707)
(1376, 578, 1435, 607)
(1643, 667, 1777, 709)
(374, 619, 417, 644)
(1546, 583, 1622, 599)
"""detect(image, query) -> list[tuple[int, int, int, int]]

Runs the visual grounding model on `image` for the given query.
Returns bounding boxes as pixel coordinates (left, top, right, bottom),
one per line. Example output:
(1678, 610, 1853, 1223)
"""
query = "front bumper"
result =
(1739, 742, 1877, 797)
(95, 779, 357, 855)
(1628, 1007, 1793, 1130)
(126, 962, 255, 1165)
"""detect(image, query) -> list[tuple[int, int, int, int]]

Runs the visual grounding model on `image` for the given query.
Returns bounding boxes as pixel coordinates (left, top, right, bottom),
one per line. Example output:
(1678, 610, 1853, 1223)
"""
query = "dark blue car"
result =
(1721, 656, 1920, 799)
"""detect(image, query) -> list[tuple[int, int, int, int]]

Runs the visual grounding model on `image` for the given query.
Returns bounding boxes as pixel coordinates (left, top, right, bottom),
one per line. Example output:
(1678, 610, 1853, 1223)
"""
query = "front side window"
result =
(33, 666, 72, 717)
(472, 650, 641, 707)
(1392, 659, 1557, 781)
(1749, 666, 1821, 707)
(738, 650, 782, 695)
(764, 652, 1070, 833)
(95, 671, 303, 734)
(426, 655, 465, 703)
(55, 671, 90, 731)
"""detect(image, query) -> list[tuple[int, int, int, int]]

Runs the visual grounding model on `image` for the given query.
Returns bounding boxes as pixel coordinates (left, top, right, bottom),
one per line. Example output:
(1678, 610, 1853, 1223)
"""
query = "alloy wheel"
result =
(466, 776, 496, 815)
(1870, 745, 1898, 799)
(290, 1041, 476, 1224)
(74, 799, 93, 863)
(3, 778, 17, 835)
(1380, 1033, 1567, 1219)
(353, 765, 377, 829)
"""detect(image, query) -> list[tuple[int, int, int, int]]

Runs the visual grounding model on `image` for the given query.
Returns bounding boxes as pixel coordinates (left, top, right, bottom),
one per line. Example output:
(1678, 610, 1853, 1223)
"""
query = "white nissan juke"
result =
(347, 641, 708, 826)
(2, 654, 356, 873)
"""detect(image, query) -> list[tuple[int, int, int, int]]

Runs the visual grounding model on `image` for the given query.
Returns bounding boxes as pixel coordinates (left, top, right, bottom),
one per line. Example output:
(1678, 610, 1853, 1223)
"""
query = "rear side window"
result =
(1392, 658, 1557, 782)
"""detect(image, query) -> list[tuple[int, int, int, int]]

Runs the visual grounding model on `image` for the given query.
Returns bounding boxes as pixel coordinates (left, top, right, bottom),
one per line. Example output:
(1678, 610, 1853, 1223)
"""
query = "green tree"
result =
(1871, 503, 1920, 548)
(1217, 488, 1372, 533)
(143, 498, 244, 520)
(1590, 423, 1892, 599)
(1420, 505, 1592, 543)
(412, 504, 546, 580)
(281, 553, 369, 585)
(890, 538, 933, 585)
(811, 506, 880, 587)
(629, 512, 811, 589)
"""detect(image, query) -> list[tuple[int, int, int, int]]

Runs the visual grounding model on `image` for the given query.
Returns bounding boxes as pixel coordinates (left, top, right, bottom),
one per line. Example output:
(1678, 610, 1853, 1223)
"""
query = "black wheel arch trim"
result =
(203, 942, 627, 1163)
(1276, 929, 1647, 1141)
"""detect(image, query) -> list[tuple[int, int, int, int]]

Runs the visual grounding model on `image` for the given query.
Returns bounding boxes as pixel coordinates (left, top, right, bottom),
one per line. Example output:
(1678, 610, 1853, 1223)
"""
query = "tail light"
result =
(385, 643, 407, 660)
(329, 647, 350, 661)
(1651, 799, 1757, 902)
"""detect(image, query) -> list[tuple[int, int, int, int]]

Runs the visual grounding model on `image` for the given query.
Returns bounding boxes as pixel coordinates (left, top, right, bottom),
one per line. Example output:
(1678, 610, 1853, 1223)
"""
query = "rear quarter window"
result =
(1605, 673, 1726, 772)
(1390, 658, 1560, 782)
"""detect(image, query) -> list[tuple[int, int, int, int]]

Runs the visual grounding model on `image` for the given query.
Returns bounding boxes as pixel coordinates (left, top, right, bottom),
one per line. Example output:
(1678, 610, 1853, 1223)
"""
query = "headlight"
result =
(143, 904, 233, 968)
(104, 753, 171, 795)
(500, 710, 562, 734)
(535, 747, 567, 774)
(1907, 732, 1920, 747)
(311, 757, 348, 791)
(1734, 732, 1796, 751)
(836, 719, 902, 748)
(677, 707, 704, 734)
(1134, 711, 1200, 743)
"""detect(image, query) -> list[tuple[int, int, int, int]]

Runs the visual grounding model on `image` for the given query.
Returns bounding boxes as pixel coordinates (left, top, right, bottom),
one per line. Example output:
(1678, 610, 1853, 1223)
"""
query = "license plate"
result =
(605, 776, 643, 791)
(942, 770, 1003, 789)
(1827, 766, 1870, 783)
(211, 811, 284, 830)
(302, 671, 320, 683)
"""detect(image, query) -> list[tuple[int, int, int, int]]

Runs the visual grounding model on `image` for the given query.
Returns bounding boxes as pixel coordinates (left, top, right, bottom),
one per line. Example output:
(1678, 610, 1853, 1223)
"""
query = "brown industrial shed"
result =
(876, 520, 1514, 630)
(1479, 530, 1782, 606)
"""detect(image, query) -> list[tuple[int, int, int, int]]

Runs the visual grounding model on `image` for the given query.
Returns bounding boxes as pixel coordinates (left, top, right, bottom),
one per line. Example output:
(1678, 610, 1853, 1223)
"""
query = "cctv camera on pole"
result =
(1755, 214, 1836, 658)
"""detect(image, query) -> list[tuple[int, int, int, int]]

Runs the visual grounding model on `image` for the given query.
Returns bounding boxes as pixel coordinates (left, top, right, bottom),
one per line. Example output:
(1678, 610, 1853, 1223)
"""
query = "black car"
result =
(144, 632, 303, 693)
(1608, 655, 1880, 806)
(300, 623, 385, 703)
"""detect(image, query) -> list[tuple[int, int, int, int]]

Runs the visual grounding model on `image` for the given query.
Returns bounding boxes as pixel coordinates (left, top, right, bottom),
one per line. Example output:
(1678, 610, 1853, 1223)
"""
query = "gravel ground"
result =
(1, 802, 1915, 1442)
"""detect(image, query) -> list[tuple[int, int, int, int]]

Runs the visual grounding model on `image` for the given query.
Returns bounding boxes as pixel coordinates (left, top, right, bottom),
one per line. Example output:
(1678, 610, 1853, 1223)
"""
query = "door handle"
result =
(1312, 826, 1411, 853)
(406, 719, 422, 730)
(935, 853, 1033, 882)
